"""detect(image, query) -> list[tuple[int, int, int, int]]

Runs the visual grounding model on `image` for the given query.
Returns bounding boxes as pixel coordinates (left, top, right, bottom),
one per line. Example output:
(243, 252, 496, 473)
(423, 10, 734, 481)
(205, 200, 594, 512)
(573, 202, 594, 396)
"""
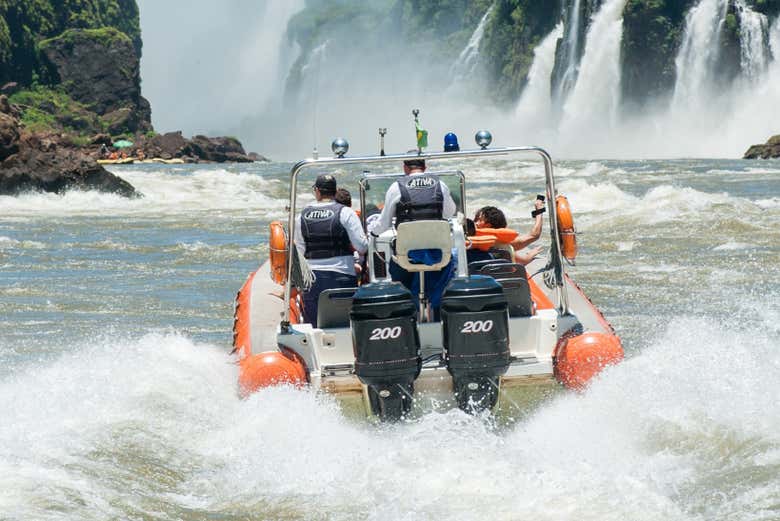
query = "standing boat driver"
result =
(368, 153, 457, 290)
(294, 174, 367, 326)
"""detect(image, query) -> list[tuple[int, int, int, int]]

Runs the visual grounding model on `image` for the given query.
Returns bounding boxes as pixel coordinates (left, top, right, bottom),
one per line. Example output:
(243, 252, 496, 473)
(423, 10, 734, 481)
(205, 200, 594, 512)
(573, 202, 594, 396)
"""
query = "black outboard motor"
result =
(350, 281, 420, 420)
(441, 275, 510, 413)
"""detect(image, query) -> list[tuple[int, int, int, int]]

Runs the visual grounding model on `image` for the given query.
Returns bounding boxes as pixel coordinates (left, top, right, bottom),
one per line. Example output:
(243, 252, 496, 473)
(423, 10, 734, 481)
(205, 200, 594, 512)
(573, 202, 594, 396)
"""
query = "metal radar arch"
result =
(282, 134, 570, 332)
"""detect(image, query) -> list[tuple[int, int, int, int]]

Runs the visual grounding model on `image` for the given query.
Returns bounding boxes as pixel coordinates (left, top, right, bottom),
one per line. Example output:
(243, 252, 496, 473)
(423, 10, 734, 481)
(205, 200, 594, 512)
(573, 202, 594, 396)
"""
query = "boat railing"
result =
(283, 146, 568, 331)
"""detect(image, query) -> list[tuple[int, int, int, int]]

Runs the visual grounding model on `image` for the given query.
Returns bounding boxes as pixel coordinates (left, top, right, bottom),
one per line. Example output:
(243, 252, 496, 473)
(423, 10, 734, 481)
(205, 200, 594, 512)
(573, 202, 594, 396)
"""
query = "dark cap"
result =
(313, 174, 337, 193)
(403, 149, 426, 170)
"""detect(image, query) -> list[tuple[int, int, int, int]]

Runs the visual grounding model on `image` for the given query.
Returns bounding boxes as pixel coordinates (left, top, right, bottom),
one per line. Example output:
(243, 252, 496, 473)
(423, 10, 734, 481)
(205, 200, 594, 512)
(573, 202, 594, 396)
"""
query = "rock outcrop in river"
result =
(0, 95, 136, 196)
(744, 135, 780, 159)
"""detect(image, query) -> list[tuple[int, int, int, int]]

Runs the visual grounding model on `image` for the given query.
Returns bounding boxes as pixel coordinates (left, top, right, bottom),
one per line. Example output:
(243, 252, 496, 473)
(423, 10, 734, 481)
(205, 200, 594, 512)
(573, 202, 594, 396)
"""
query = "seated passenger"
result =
(335, 187, 363, 277)
(465, 218, 493, 265)
(474, 200, 544, 265)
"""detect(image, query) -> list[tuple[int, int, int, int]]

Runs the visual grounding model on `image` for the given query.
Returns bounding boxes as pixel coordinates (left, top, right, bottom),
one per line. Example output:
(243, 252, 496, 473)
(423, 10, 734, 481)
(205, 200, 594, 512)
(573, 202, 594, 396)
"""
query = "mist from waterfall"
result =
(509, 0, 780, 158)
(138, 0, 780, 160)
(138, 0, 304, 138)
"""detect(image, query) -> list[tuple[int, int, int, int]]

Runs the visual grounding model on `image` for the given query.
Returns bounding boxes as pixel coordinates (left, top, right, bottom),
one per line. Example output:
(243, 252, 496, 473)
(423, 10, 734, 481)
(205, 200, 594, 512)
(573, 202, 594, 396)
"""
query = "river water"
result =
(1, 158, 778, 520)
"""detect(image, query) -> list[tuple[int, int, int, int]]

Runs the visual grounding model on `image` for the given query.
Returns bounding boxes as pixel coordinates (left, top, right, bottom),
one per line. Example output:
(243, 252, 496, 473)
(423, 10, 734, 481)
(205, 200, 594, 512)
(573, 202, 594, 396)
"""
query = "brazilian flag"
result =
(416, 120, 428, 150)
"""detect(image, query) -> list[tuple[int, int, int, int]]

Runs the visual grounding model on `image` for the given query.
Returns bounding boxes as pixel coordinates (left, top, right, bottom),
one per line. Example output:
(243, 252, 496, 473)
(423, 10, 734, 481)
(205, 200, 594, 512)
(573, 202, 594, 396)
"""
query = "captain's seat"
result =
(392, 220, 454, 319)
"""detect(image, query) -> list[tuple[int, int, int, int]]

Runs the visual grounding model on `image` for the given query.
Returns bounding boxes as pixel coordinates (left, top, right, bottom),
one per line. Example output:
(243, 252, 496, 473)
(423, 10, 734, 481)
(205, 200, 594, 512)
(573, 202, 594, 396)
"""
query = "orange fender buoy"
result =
(555, 332, 623, 391)
(269, 221, 288, 285)
(238, 351, 307, 397)
(232, 271, 257, 357)
(467, 235, 497, 251)
(475, 227, 519, 244)
(556, 195, 577, 264)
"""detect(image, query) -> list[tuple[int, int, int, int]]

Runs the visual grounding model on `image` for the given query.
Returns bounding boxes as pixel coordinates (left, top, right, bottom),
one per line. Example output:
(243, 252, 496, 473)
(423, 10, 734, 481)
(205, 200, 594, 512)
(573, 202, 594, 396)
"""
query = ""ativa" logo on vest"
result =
(406, 177, 435, 189)
(304, 209, 335, 220)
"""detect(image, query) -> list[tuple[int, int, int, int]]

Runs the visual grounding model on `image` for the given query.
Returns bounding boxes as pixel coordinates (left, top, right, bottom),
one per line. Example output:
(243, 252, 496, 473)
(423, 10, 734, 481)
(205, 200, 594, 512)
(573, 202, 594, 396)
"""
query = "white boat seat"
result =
(317, 287, 357, 328)
(472, 262, 533, 317)
(393, 220, 452, 272)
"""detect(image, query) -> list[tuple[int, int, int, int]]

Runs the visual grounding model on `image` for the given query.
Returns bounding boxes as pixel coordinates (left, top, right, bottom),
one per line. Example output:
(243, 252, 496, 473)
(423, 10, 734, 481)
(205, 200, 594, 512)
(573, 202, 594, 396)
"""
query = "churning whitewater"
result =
(1, 158, 778, 519)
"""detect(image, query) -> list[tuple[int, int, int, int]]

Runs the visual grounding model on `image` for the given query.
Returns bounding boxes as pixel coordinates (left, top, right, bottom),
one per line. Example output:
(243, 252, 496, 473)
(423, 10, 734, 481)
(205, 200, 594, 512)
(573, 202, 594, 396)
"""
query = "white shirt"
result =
(368, 173, 457, 235)
(294, 201, 368, 276)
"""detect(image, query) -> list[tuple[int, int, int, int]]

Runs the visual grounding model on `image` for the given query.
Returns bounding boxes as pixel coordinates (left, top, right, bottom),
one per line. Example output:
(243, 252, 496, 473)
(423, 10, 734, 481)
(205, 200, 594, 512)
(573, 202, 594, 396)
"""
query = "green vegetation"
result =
(480, 0, 562, 104)
(0, 0, 140, 86)
(9, 85, 102, 135)
(39, 26, 132, 50)
(621, 0, 695, 104)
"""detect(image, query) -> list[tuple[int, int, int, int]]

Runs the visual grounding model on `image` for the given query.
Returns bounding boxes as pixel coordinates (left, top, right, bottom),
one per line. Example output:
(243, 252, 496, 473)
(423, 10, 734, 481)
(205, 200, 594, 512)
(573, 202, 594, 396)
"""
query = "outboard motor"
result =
(441, 275, 510, 413)
(350, 281, 421, 420)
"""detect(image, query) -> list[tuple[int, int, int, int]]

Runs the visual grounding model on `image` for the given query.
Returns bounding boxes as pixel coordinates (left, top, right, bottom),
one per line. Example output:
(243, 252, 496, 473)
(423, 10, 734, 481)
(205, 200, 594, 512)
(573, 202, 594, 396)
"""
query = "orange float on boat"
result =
(238, 351, 307, 397)
(269, 221, 287, 285)
(554, 332, 623, 391)
(467, 234, 497, 251)
(475, 227, 519, 244)
(556, 195, 577, 264)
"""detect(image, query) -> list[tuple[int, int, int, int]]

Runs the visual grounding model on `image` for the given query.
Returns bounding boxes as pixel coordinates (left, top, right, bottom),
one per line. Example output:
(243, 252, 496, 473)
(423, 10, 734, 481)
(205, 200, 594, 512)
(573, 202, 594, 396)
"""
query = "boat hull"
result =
(232, 259, 621, 418)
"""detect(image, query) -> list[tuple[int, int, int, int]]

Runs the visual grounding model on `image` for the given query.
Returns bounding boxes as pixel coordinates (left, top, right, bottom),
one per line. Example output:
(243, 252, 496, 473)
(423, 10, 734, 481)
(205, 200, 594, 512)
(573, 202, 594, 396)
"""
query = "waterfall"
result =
(299, 40, 331, 155)
(515, 23, 564, 130)
(735, 0, 770, 81)
(671, 0, 729, 112)
(554, 0, 583, 103)
(232, 0, 306, 113)
(449, 4, 495, 83)
(560, 0, 629, 135)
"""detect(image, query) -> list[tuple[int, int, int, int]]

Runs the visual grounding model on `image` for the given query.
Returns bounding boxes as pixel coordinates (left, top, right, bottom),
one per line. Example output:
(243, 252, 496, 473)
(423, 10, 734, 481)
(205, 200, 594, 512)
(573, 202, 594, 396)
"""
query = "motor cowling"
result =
(441, 275, 510, 412)
(350, 281, 421, 420)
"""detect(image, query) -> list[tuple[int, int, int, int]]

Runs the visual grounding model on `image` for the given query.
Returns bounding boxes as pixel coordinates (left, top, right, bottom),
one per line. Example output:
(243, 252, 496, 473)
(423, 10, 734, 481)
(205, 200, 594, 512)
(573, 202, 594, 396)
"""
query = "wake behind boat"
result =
(232, 131, 623, 421)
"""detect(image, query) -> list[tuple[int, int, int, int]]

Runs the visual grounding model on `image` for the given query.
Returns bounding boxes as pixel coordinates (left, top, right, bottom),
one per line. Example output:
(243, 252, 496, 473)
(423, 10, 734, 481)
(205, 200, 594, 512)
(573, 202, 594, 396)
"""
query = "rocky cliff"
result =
(0, 1, 150, 137)
(40, 27, 151, 134)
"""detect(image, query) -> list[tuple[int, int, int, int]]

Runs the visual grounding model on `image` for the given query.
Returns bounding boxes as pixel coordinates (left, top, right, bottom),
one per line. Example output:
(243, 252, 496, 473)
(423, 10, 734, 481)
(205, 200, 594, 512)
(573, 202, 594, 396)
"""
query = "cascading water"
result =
(553, 0, 583, 104)
(735, 0, 770, 81)
(234, 0, 306, 112)
(298, 40, 330, 156)
(449, 4, 495, 84)
(560, 0, 629, 138)
(515, 23, 563, 131)
(671, 0, 729, 113)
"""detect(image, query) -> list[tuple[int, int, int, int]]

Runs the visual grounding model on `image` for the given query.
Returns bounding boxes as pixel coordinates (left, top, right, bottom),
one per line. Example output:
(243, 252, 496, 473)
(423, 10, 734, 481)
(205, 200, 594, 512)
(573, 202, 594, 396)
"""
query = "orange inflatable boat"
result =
(232, 137, 623, 420)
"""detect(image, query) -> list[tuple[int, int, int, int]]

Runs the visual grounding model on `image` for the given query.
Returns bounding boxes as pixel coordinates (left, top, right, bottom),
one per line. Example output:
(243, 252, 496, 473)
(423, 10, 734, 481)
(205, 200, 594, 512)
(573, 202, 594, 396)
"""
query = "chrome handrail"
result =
(282, 146, 568, 330)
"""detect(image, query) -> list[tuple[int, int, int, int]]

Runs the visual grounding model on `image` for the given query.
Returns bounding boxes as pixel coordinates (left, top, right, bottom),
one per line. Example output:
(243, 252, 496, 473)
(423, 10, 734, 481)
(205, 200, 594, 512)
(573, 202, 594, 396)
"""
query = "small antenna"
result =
(378, 128, 387, 156)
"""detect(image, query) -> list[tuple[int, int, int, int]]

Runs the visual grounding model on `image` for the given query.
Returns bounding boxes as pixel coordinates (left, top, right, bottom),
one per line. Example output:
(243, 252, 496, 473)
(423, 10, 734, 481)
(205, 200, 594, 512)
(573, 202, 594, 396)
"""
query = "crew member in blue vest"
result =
(294, 174, 367, 326)
(368, 153, 457, 290)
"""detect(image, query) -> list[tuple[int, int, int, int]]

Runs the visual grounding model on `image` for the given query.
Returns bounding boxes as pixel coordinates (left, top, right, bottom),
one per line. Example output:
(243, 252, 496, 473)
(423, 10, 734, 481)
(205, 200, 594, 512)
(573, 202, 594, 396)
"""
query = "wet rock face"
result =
(189, 135, 253, 163)
(0, 112, 20, 161)
(40, 28, 151, 133)
(744, 135, 780, 159)
(0, 95, 137, 197)
(133, 131, 256, 162)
